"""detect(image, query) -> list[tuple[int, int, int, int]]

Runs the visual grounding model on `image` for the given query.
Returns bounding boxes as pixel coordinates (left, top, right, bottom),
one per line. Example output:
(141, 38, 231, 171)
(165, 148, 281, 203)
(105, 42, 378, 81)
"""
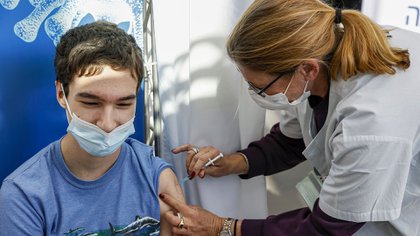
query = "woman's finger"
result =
(171, 144, 200, 176)
(185, 150, 199, 176)
(164, 211, 191, 235)
(164, 210, 182, 228)
(171, 144, 193, 154)
(190, 147, 220, 176)
(172, 144, 201, 154)
(160, 193, 191, 214)
(198, 169, 206, 178)
(172, 225, 190, 235)
(187, 146, 212, 176)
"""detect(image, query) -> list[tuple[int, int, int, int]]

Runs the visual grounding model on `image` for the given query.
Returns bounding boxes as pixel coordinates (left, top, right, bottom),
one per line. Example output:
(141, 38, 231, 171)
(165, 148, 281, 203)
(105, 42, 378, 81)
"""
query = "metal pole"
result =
(143, 0, 162, 156)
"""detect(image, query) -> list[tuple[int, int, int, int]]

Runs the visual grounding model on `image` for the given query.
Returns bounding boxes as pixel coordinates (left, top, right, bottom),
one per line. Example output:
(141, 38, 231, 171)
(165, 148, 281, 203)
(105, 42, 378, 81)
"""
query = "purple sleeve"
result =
(241, 199, 365, 236)
(238, 123, 306, 179)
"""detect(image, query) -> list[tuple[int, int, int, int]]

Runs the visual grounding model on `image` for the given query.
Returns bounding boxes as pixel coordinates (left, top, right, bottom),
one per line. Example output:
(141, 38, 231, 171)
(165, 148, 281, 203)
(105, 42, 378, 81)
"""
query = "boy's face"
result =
(56, 65, 137, 133)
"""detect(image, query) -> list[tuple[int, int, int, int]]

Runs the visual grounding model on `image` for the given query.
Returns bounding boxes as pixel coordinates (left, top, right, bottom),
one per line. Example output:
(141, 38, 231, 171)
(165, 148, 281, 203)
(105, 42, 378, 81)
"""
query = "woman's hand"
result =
(159, 193, 224, 236)
(171, 144, 249, 179)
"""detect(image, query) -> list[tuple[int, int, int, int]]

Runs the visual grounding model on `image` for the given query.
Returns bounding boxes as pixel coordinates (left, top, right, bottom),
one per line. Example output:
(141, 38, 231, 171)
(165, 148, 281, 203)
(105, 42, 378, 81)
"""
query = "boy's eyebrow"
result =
(118, 95, 137, 101)
(76, 92, 136, 101)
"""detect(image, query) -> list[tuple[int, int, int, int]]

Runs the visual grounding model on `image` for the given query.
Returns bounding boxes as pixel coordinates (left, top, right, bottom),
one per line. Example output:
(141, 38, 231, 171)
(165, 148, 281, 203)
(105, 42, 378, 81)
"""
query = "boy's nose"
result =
(96, 111, 118, 133)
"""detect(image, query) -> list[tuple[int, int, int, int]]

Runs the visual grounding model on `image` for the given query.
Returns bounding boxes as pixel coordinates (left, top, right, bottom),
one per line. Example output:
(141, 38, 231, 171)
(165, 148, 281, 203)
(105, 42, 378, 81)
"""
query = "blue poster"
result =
(0, 0, 144, 182)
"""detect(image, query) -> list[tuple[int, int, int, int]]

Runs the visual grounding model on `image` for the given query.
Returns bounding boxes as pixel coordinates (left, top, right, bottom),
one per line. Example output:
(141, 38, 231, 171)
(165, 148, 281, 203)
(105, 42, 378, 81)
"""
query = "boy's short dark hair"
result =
(55, 21, 144, 95)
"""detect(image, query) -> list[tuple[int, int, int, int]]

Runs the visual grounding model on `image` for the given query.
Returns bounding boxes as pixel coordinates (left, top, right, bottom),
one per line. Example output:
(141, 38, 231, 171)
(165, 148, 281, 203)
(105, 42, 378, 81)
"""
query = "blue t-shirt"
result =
(0, 138, 171, 236)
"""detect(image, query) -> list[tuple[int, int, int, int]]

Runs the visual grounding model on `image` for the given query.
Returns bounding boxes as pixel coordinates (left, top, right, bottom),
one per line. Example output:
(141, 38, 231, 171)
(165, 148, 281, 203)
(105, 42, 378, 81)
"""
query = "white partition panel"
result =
(362, 0, 420, 33)
(154, 0, 268, 219)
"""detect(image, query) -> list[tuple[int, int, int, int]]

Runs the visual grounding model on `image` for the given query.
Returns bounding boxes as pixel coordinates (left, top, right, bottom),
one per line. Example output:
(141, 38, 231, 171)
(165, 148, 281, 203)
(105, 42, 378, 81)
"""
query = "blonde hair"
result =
(227, 0, 410, 80)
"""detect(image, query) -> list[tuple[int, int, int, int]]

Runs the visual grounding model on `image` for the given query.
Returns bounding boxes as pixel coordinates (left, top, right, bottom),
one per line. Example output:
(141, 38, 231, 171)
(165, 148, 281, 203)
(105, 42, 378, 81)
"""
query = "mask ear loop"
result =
(303, 80, 309, 93)
(283, 74, 295, 96)
(287, 65, 311, 94)
(60, 83, 74, 118)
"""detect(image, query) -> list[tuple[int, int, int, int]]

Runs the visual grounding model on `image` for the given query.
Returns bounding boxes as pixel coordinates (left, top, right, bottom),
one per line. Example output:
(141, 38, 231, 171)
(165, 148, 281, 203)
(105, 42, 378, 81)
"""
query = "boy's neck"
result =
(60, 134, 120, 181)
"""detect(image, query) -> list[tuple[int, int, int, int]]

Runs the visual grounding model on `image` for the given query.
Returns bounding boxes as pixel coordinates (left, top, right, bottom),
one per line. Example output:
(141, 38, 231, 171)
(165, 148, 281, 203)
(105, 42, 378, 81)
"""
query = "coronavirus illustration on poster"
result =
(1, 0, 143, 46)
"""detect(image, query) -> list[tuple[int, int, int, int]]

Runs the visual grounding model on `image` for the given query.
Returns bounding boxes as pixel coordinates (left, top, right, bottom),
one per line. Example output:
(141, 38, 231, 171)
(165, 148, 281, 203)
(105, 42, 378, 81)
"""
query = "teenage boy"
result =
(0, 21, 184, 235)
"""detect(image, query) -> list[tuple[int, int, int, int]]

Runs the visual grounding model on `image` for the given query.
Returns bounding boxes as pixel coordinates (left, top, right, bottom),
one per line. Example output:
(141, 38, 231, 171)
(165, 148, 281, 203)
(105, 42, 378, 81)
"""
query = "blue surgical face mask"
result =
(249, 76, 310, 110)
(61, 84, 135, 157)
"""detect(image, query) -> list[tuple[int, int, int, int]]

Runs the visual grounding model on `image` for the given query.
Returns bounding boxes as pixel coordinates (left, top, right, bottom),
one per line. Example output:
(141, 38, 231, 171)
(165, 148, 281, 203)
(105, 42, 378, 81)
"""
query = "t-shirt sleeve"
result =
(149, 151, 173, 191)
(0, 180, 44, 235)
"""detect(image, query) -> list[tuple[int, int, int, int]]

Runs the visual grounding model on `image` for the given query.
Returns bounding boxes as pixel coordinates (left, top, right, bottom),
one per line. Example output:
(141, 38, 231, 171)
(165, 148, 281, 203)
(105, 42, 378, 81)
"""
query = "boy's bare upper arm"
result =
(158, 168, 185, 235)
(158, 168, 185, 213)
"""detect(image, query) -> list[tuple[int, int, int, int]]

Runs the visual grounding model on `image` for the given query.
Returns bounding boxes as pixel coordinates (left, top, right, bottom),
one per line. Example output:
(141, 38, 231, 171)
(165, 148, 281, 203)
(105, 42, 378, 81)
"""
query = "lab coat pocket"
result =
(320, 135, 412, 222)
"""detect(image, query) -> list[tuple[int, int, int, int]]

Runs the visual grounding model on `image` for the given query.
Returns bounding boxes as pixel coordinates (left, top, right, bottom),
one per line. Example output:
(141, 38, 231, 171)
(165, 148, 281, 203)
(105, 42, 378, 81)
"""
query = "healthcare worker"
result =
(159, 0, 420, 235)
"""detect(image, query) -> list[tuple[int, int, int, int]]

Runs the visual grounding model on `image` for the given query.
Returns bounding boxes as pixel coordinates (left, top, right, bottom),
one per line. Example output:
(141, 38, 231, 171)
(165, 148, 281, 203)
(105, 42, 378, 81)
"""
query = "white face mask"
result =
(248, 76, 310, 110)
(61, 85, 135, 157)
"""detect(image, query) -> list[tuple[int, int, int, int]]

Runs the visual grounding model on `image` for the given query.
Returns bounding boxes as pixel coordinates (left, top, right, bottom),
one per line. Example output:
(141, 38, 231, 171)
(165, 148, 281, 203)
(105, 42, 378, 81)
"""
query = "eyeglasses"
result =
(247, 69, 295, 97)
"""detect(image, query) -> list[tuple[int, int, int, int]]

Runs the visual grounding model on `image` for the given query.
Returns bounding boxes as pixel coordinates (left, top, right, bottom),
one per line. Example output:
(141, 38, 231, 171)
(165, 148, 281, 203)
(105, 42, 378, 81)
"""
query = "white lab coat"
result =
(279, 27, 420, 235)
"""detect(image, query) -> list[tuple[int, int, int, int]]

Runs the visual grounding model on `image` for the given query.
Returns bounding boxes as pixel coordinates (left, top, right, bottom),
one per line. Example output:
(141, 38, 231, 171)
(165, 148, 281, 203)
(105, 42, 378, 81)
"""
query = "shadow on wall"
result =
(157, 36, 245, 205)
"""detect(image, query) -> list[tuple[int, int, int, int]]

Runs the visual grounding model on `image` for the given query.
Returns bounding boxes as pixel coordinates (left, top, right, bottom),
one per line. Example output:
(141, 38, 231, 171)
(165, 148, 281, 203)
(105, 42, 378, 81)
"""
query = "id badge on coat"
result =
(296, 169, 323, 211)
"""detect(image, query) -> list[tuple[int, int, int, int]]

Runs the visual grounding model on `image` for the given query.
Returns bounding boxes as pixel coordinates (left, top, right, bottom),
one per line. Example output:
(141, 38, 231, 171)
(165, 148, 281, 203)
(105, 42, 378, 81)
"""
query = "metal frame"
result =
(143, 0, 162, 156)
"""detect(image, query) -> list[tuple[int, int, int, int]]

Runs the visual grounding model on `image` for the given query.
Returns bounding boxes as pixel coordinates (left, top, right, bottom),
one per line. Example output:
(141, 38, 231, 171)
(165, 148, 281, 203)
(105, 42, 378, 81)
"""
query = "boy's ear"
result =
(55, 81, 67, 109)
(298, 59, 320, 81)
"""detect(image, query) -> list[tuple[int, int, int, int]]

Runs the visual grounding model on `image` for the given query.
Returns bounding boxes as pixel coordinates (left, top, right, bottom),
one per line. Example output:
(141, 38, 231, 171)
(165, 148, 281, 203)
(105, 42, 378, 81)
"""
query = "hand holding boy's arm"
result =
(158, 168, 185, 236)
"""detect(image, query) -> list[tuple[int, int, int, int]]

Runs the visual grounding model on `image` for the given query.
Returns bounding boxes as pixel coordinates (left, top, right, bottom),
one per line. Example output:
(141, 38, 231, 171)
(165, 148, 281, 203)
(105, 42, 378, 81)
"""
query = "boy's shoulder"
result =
(123, 138, 171, 172)
(3, 140, 59, 185)
(124, 138, 154, 156)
